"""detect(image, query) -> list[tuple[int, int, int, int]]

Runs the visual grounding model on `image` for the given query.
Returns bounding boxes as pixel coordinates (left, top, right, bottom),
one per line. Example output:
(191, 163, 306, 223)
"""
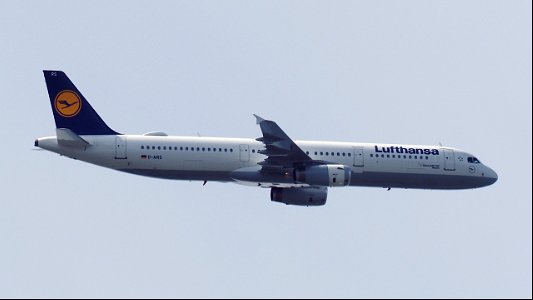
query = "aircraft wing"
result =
(253, 114, 313, 170)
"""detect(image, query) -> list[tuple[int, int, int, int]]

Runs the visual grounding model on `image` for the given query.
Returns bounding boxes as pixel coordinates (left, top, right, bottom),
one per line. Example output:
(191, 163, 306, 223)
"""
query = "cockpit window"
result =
(467, 157, 481, 164)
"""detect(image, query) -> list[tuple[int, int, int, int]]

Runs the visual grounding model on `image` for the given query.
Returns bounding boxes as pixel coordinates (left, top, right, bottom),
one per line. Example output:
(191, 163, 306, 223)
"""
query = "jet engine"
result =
(294, 164, 351, 187)
(270, 187, 327, 206)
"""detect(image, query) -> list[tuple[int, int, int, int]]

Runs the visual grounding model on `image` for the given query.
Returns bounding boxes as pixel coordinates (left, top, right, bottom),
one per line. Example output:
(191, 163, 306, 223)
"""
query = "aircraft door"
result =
(443, 148, 455, 171)
(353, 147, 364, 167)
(115, 136, 127, 159)
(239, 144, 250, 162)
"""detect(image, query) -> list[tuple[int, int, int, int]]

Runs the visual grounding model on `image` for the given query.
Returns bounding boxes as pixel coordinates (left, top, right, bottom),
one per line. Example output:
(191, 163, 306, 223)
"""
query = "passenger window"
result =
(141, 146, 144, 149)
(370, 154, 373, 157)
(197, 147, 200, 151)
(326, 152, 329, 156)
(230, 149, 233, 152)
(337, 152, 340, 156)
(342, 153, 346, 156)
(348, 153, 351, 157)
(320, 152, 323, 155)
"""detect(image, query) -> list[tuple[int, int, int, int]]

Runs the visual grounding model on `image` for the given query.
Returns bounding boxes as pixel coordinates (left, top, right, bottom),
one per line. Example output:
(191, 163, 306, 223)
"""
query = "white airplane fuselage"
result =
(36, 70, 498, 206)
(36, 134, 498, 190)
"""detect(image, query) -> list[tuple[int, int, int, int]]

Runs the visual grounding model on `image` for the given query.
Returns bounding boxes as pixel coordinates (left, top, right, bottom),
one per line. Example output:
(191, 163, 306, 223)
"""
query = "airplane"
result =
(35, 71, 498, 206)
(57, 99, 78, 109)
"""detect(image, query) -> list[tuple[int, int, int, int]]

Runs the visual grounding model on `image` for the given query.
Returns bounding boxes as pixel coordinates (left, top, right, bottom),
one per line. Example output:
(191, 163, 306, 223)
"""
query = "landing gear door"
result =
(443, 148, 455, 171)
(115, 136, 127, 159)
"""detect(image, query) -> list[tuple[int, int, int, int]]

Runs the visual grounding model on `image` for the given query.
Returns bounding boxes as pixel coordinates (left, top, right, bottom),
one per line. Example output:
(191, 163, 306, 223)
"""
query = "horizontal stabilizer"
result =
(56, 128, 90, 147)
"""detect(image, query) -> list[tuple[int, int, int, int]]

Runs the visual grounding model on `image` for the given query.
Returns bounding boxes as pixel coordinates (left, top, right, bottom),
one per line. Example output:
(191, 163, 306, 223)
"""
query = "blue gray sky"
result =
(0, 0, 531, 298)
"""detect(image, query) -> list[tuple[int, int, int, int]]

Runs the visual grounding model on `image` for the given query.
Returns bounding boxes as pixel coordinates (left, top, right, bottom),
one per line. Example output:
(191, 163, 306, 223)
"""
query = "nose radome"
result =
(486, 166, 498, 185)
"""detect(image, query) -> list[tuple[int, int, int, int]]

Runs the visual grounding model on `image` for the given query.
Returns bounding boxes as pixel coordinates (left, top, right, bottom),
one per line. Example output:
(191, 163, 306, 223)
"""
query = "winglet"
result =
(253, 114, 265, 124)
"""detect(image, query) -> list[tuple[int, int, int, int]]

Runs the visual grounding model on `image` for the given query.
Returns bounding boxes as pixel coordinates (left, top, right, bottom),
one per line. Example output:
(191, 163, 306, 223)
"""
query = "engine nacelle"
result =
(294, 164, 351, 187)
(271, 187, 327, 206)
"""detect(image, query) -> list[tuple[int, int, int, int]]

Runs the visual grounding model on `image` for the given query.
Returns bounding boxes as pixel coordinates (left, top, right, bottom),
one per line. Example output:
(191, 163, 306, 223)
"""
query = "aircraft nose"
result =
(484, 166, 498, 186)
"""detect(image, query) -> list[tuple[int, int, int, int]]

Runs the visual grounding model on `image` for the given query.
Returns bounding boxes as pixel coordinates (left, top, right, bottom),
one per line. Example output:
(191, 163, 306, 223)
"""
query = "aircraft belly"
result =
(119, 169, 233, 182)
(349, 171, 491, 189)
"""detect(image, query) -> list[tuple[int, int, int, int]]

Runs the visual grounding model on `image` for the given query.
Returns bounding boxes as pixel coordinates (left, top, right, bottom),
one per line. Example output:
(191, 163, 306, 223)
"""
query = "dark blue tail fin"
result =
(43, 70, 119, 135)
